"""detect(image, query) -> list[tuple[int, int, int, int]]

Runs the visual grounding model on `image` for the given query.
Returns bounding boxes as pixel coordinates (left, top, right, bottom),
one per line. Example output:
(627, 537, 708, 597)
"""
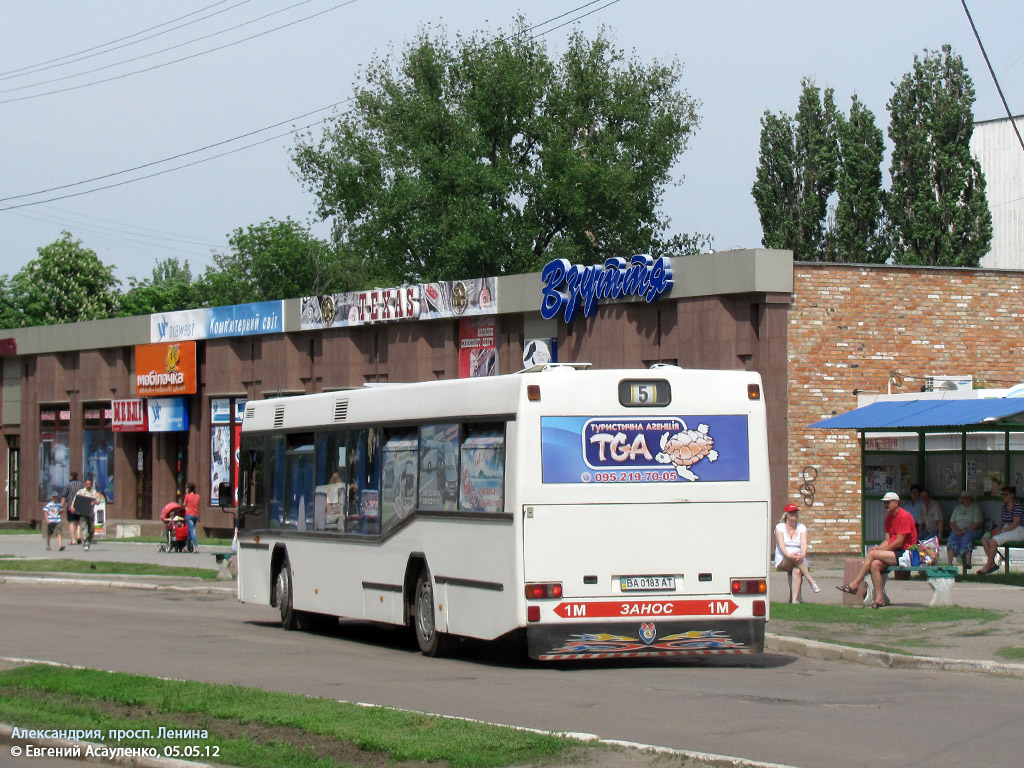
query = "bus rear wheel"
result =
(276, 557, 298, 630)
(414, 570, 445, 656)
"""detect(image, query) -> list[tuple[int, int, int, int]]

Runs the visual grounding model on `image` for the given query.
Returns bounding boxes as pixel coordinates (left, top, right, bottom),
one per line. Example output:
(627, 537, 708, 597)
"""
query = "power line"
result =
(961, 0, 1024, 154)
(0, 100, 350, 203)
(0, 0, 359, 105)
(0, 0, 250, 81)
(0, 0, 625, 212)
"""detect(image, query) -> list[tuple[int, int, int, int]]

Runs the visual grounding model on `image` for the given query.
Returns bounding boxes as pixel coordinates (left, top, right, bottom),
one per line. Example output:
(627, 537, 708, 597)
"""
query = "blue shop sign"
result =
(147, 397, 189, 432)
(540, 255, 674, 323)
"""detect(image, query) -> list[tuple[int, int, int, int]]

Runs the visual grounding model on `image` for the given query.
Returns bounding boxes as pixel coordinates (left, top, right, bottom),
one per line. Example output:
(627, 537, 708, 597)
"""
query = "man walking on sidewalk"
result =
(72, 478, 102, 551)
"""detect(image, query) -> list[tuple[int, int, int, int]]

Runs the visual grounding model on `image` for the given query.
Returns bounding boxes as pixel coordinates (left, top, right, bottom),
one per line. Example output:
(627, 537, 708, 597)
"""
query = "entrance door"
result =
(136, 440, 151, 520)
(285, 437, 315, 531)
(5, 436, 18, 521)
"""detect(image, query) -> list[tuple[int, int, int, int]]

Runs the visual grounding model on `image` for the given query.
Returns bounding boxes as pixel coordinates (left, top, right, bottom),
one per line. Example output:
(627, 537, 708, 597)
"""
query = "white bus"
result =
(236, 365, 771, 661)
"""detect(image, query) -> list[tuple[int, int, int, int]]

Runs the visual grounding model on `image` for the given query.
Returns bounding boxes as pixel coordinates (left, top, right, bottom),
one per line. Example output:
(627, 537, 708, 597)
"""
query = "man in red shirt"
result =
(837, 491, 918, 608)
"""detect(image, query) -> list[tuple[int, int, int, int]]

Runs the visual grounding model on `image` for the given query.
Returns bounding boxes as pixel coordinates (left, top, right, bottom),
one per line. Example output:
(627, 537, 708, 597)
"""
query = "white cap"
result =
(882, 491, 900, 502)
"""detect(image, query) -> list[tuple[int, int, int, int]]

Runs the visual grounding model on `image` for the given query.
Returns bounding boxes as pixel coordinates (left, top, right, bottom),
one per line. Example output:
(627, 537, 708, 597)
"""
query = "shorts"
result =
(47, 522, 61, 535)
(66, 511, 80, 523)
(892, 548, 906, 562)
(993, 527, 1024, 545)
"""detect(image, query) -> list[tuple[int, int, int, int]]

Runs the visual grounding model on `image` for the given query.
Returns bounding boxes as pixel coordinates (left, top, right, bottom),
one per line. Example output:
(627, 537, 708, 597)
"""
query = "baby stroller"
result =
(157, 502, 190, 553)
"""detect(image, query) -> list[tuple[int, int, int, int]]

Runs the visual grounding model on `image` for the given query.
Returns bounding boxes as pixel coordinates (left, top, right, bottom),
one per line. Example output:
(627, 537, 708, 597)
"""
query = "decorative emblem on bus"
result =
(639, 622, 657, 645)
(654, 421, 718, 481)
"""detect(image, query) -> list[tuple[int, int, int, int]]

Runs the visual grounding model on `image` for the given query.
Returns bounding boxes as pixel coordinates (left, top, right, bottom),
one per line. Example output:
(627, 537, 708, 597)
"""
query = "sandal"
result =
(836, 584, 858, 594)
(870, 600, 886, 609)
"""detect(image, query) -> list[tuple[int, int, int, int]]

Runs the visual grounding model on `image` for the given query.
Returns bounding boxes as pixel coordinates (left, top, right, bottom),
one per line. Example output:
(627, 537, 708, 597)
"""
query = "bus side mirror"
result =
(218, 482, 234, 510)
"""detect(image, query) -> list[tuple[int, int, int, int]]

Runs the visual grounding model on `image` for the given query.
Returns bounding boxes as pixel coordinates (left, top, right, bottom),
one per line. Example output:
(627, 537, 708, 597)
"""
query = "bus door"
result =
(285, 436, 315, 531)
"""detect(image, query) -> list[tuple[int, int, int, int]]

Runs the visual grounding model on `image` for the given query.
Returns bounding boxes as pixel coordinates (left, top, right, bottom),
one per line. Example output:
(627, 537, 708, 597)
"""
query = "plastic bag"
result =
(898, 550, 912, 567)
(231, 527, 238, 553)
(918, 536, 939, 565)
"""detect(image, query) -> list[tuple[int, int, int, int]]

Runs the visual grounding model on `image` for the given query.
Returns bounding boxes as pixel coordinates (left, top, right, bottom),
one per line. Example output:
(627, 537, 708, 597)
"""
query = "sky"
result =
(1, 0, 1022, 286)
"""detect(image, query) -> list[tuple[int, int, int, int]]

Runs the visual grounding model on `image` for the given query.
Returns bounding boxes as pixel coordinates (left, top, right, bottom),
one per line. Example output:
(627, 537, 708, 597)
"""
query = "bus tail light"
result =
(525, 582, 562, 599)
(752, 600, 766, 617)
(747, 384, 760, 400)
(731, 578, 767, 595)
(527, 605, 540, 622)
(527, 385, 541, 401)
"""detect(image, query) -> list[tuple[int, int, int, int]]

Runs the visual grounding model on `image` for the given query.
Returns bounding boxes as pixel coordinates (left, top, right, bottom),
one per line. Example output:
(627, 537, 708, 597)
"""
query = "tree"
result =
(885, 45, 992, 266)
(292, 21, 703, 287)
(752, 78, 838, 260)
(830, 95, 885, 262)
(196, 218, 347, 306)
(118, 258, 198, 317)
(5, 231, 118, 327)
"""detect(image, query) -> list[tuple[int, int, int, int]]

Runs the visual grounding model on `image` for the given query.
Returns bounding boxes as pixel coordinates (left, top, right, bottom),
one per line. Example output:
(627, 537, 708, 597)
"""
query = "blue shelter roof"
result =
(808, 398, 1024, 430)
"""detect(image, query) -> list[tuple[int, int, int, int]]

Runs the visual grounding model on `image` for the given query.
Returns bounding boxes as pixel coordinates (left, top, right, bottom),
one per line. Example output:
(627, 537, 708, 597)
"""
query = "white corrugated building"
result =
(972, 114, 1024, 269)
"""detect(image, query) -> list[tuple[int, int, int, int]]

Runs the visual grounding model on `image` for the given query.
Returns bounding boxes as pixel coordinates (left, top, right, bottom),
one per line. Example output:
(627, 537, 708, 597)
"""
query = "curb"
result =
(765, 633, 1024, 678)
(0, 575, 235, 595)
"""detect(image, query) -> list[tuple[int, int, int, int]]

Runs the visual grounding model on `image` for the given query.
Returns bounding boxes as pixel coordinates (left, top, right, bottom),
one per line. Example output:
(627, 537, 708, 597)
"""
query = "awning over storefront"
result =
(809, 398, 1024, 430)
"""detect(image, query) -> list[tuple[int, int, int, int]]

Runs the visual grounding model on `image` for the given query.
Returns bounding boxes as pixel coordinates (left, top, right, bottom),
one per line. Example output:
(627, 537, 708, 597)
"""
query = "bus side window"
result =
(345, 429, 382, 535)
(460, 424, 505, 513)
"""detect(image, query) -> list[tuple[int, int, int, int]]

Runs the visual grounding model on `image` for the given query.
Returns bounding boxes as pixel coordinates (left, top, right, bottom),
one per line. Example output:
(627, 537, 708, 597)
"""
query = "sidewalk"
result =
(3, 533, 1023, 676)
(767, 559, 1024, 676)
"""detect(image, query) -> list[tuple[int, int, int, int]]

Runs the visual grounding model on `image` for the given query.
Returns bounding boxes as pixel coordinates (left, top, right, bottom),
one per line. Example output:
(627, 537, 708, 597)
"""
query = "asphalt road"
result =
(0, 581, 1021, 768)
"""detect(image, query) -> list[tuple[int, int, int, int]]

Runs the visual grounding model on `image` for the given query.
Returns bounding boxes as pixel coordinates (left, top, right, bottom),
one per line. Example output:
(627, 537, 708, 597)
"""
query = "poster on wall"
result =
(459, 317, 497, 378)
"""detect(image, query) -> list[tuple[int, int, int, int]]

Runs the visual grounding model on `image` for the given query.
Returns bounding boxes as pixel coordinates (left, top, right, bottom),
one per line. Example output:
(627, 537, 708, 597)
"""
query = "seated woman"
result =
(978, 485, 1024, 574)
(946, 490, 982, 568)
(774, 503, 820, 603)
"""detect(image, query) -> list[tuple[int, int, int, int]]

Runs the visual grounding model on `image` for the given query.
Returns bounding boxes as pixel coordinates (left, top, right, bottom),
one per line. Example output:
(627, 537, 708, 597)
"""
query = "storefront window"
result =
(210, 398, 246, 505)
(38, 406, 69, 501)
(83, 405, 114, 502)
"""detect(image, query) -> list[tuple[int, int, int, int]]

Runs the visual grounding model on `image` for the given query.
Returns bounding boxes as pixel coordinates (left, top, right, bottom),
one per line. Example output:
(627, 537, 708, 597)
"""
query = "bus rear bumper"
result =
(528, 619, 765, 661)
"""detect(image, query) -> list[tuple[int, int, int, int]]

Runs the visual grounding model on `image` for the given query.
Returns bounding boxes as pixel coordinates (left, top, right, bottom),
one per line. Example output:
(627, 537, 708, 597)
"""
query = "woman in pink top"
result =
(183, 482, 201, 553)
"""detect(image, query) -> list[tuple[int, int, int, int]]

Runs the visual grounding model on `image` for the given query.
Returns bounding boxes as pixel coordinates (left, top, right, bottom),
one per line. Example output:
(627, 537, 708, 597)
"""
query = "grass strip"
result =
(770, 602, 1004, 625)
(0, 665, 584, 768)
(0, 559, 219, 580)
(994, 646, 1024, 660)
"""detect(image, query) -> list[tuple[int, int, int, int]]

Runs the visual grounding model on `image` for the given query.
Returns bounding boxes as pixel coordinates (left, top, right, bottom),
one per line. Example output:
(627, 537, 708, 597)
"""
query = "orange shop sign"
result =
(135, 341, 197, 396)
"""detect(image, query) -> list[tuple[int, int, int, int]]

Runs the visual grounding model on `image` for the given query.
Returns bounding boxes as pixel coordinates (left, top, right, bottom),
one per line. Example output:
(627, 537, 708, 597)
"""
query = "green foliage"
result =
(195, 218, 351, 306)
(830, 95, 886, 262)
(0, 559, 219, 579)
(752, 78, 838, 260)
(885, 44, 992, 266)
(293, 20, 703, 287)
(3, 231, 119, 327)
(118, 258, 198, 317)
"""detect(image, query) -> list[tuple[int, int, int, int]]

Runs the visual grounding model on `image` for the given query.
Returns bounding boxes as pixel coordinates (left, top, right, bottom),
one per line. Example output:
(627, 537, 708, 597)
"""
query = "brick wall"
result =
(789, 263, 1024, 553)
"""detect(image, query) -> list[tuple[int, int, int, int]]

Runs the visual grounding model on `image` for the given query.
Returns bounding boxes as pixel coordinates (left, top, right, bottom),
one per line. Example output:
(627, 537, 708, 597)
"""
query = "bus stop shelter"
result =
(810, 397, 1024, 544)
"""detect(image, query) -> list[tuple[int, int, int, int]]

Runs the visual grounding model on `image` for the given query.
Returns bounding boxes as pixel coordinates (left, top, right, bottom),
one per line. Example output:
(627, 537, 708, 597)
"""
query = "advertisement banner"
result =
(147, 397, 189, 432)
(540, 415, 749, 484)
(459, 317, 497, 378)
(151, 301, 284, 342)
(111, 399, 147, 432)
(300, 277, 496, 330)
(135, 342, 197, 396)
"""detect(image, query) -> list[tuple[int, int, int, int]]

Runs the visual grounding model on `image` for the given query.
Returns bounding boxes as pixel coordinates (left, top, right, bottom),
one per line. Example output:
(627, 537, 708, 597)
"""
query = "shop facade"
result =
(0, 249, 793, 535)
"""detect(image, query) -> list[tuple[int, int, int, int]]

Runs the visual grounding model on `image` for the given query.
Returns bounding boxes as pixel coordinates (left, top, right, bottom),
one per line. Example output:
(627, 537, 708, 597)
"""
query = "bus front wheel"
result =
(276, 557, 298, 631)
(414, 570, 444, 656)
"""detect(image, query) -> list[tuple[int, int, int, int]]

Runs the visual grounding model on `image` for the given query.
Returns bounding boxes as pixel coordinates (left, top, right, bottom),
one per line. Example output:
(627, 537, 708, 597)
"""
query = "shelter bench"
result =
(864, 565, 958, 607)
(213, 552, 235, 580)
(997, 542, 1023, 575)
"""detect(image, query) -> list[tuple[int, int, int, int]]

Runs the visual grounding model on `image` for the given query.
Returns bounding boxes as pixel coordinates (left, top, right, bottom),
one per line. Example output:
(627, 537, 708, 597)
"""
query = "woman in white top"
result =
(774, 503, 820, 602)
